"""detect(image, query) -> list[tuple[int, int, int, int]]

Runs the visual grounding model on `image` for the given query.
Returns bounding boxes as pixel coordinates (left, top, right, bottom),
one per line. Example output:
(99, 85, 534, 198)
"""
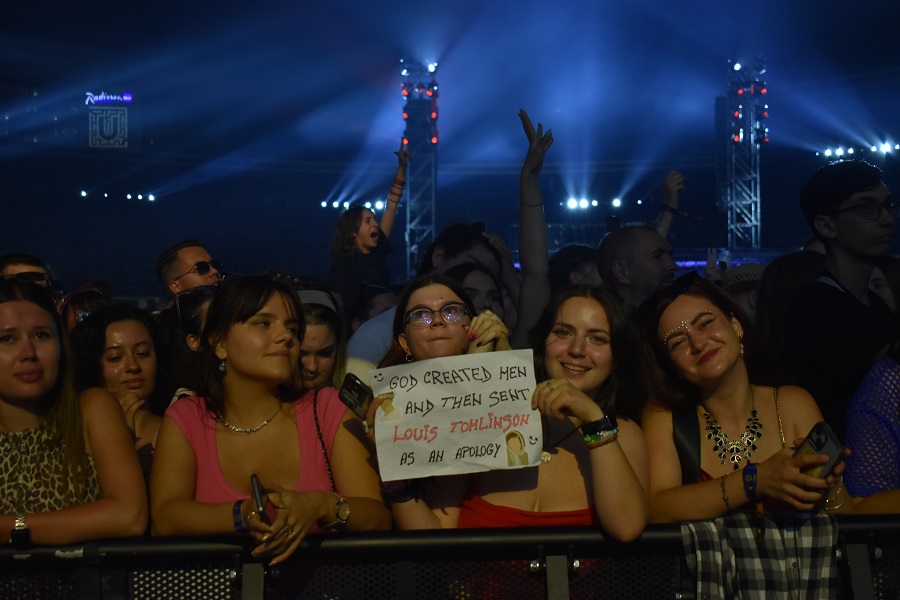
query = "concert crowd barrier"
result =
(0, 516, 896, 599)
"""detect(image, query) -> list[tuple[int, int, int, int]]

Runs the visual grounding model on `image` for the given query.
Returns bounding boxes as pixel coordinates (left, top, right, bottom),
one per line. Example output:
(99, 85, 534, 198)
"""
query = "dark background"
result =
(2, 1, 898, 296)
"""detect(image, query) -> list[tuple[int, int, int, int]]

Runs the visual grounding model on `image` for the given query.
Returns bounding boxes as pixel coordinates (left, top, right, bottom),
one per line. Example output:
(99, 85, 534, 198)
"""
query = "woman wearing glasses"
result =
(377, 279, 650, 542)
(0, 279, 146, 546)
(150, 276, 389, 566)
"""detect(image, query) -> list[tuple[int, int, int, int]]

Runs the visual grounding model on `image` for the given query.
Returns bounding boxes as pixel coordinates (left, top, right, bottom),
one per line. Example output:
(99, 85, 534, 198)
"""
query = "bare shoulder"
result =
(616, 416, 645, 443)
(771, 385, 824, 440)
(79, 387, 125, 423)
(641, 404, 674, 438)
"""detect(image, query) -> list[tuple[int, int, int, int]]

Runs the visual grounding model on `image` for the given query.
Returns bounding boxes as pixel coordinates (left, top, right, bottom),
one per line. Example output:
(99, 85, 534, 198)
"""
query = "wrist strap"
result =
(232, 500, 247, 533)
(743, 462, 759, 502)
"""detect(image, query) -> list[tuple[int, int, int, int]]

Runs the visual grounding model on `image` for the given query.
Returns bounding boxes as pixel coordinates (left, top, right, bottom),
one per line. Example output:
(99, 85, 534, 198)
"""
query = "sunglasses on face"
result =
(3, 272, 47, 284)
(405, 302, 470, 328)
(172, 260, 223, 283)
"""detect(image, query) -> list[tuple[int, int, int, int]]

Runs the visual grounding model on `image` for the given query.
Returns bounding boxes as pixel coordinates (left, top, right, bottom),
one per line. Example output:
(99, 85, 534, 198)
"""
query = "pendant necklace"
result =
(219, 404, 282, 434)
(703, 387, 762, 470)
(541, 419, 580, 463)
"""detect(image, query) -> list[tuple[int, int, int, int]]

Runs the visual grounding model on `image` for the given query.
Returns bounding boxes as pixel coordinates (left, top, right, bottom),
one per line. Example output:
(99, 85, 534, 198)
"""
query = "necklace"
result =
(703, 387, 762, 470)
(219, 404, 282, 434)
(540, 420, 580, 463)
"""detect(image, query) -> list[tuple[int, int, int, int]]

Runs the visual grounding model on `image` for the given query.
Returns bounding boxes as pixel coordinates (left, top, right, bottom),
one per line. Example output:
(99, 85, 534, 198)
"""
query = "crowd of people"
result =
(2, 110, 899, 591)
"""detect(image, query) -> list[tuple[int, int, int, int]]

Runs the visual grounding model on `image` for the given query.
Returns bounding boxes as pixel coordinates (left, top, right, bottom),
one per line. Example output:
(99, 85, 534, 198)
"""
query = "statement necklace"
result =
(219, 404, 282, 435)
(703, 388, 762, 470)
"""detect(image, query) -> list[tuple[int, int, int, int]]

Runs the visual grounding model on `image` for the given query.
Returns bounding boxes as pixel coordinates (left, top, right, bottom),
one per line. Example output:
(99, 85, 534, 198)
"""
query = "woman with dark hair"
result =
(58, 287, 113, 333)
(154, 284, 218, 396)
(150, 275, 389, 565)
(71, 304, 173, 476)
(0, 279, 146, 544)
(639, 272, 900, 523)
(385, 284, 650, 541)
(327, 143, 408, 308)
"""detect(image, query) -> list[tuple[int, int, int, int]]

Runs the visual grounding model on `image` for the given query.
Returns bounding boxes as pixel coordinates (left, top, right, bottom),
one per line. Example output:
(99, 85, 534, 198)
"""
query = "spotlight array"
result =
(563, 197, 623, 210)
(79, 190, 155, 202)
(320, 200, 388, 211)
(815, 142, 899, 158)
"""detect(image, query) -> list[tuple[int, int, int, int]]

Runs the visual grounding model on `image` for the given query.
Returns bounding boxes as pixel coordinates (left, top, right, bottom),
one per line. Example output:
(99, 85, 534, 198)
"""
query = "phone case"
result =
(794, 422, 843, 478)
(339, 373, 373, 419)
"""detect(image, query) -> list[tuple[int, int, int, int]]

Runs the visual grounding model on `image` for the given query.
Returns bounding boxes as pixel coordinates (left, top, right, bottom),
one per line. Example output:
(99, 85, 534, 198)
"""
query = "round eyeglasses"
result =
(404, 302, 470, 327)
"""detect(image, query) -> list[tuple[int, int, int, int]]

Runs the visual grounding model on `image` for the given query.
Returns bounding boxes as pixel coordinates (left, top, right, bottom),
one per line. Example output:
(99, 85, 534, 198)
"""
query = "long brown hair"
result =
(0, 279, 89, 500)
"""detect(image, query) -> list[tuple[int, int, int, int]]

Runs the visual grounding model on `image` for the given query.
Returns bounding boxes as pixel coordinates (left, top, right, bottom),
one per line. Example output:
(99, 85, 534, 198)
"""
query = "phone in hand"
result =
(250, 474, 269, 524)
(338, 373, 374, 419)
(793, 422, 844, 478)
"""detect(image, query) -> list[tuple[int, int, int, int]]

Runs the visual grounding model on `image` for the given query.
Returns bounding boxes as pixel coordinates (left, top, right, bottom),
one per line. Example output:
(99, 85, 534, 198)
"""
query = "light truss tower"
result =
(400, 59, 439, 278)
(716, 58, 769, 249)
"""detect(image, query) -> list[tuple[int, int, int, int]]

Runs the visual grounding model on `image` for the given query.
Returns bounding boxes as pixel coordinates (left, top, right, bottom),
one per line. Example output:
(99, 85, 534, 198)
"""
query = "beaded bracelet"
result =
(232, 500, 247, 533)
(583, 428, 619, 449)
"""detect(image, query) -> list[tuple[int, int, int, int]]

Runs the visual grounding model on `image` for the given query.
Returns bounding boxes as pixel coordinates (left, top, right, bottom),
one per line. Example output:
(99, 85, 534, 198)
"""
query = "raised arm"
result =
(4, 388, 148, 545)
(509, 109, 553, 349)
(654, 170, 684, 239)
(379, 139, 409, 239)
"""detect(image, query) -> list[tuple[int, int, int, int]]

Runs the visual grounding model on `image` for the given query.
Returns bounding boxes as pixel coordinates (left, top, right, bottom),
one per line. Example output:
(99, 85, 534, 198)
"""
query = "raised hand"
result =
(531, 378, 605, 425)
(519, 109, 554, 177)
(466, 310, 510, 353)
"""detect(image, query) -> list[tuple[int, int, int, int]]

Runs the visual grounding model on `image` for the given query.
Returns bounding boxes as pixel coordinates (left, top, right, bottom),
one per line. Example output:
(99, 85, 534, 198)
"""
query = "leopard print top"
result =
(0, 423, 101, 514)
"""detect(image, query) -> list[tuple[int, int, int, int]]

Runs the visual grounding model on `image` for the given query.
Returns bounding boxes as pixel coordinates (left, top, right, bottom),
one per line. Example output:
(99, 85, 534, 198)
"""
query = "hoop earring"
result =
(218, 359, 227, 373)
(405, 353, 414, 363)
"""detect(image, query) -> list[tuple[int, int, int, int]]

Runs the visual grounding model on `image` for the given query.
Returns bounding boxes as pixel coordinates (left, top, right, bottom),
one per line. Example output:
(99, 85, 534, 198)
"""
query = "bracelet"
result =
(743, 462, 759, 502)
(232, 500, 247, 533)
(824, 476, 847, 511)
(583, 428, 619, 449)
(393, 178, 406, 188)
(580, 415, 618, 436)
(721, 473, 734, 511)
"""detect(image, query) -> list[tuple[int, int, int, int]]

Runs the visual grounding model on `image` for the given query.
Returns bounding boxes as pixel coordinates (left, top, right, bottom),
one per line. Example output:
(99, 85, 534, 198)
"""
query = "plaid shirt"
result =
(682, 512, 837, 599)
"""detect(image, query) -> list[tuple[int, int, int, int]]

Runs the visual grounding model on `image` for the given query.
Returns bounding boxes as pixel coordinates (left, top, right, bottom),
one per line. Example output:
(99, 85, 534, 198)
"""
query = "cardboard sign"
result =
(369, 349, 542, 482)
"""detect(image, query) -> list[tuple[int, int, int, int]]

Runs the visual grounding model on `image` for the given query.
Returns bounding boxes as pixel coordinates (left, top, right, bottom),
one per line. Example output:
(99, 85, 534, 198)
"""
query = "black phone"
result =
(250, 474, 269, 524)
(793, 422, 844, 478)
(339, 372, 374, 419)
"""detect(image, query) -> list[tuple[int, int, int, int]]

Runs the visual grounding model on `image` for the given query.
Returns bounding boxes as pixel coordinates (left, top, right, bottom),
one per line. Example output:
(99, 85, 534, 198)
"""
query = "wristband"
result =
(583, 428, 619, 449)
(381, 479, 419, 503)
(721, 473, 733, 511)
(232, 500, 247, 533)
(580, 415, 618, 436)
(743, 462, 759, 502)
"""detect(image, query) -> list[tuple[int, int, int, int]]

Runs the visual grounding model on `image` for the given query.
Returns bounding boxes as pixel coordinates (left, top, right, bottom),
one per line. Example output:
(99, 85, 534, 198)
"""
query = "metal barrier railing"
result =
(0, 516, 896, 599)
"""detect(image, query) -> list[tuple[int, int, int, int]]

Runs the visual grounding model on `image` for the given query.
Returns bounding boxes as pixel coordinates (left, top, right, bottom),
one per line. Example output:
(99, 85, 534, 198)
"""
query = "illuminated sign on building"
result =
(89, 107, 128, 148)
(84, 91, 133, 105)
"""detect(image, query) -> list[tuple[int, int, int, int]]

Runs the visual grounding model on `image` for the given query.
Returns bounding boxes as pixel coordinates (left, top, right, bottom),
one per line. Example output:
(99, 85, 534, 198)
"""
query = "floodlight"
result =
(881, 143, 891, 153)
(148, 195, 155, 202)
(579, 199, 588, 209)
(137, 194, 143, 200)
(835, 148, 844, 156)
(332, 201, 339, 208)
(872, 145, 878, 152)
(375, 201, 384, 210)
(734, 63, 742, 71)
(321, 201, 327, 208)
(637, 199, 643, 205)
(343, 202, 350, 209)
(126, 194, 132, 199)
(364, 202, 372, 208)
(591, 200, 598, 207)
(824, 149, 833, 157)
(847, 148, 854, 155)
(566, 198, 578, 209)
(80, 190, 87, 197)
(612, 198, 621, 208)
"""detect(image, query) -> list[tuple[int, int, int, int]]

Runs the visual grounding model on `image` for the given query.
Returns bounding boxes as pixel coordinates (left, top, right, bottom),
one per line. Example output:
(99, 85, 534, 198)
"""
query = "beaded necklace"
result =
(703, 387, 763, 470)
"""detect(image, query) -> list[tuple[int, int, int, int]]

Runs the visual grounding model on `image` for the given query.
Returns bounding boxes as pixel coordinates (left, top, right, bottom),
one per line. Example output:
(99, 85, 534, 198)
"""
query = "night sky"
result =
(2, 1, 899, 296)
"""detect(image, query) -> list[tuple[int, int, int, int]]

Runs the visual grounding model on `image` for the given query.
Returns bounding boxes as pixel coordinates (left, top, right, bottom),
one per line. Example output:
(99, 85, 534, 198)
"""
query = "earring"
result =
(218, 359, 227, 373)
(405, 353, 414, 363)
(740, 343, 745, 358)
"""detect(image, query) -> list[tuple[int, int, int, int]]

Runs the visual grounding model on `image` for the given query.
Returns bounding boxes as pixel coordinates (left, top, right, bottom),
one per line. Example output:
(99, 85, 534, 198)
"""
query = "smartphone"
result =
(250, 474, 269, 524)
(793, 422, 844, 478)
(339, 372, 374, 419)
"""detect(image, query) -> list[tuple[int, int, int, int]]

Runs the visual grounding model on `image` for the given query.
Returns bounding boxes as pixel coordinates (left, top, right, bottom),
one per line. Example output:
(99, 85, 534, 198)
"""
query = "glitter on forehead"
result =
(661, 309, 715, 345)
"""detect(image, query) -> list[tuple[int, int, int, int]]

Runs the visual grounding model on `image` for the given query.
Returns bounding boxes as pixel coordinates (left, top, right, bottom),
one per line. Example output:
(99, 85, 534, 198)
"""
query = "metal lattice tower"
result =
(715, 58, 769, 249)
(400, 59, 439, 278)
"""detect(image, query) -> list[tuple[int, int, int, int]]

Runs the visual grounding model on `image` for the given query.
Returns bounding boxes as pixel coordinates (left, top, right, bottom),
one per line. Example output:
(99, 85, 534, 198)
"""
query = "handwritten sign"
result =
(369, 349, 542, 481)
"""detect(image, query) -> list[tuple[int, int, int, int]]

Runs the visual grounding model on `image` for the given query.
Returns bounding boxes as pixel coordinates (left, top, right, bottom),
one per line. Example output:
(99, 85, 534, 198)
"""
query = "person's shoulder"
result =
(78, 387, 120, 419)
(641, 403, 675, 432)
(773, 385, 820, 418)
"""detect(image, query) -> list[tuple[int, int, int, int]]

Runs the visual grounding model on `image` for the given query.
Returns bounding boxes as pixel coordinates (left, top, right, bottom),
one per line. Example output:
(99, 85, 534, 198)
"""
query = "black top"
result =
(327, 231, 392, 309)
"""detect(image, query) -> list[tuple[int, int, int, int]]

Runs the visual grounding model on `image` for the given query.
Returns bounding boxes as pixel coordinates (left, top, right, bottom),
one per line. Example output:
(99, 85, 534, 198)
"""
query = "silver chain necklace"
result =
(219, 404, 282, 434)
(703, 388, 762, 470)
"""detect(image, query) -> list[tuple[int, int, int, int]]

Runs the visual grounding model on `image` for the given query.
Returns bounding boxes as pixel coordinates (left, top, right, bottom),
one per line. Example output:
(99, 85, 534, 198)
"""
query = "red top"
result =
(457, 492, 598, 528)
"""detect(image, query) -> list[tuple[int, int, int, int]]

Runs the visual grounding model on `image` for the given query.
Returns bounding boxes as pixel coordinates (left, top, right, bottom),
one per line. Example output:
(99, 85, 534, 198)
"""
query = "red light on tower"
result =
(733, 134, 741, 142)
(402, 112, 409, 119)
(761, 88, 767, 94)
(431, 111, 437, 119)
(402, 137, 409, 146)
(431, 135, 438, 144)
(733, 110, 740, 118)
(737, 88, 744, 95)
(401, 88, 409, 96)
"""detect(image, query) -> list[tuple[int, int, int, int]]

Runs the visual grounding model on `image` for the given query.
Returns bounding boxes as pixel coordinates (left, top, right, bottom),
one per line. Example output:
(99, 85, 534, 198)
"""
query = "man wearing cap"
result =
(721, 263, 764, 324)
